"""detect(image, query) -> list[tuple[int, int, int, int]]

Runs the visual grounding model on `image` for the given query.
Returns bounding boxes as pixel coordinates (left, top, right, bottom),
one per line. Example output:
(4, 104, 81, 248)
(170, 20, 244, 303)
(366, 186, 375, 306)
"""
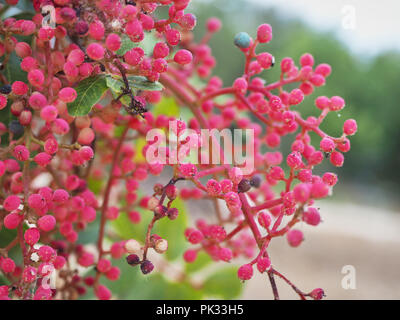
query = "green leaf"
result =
(185, 251, 213, 274)
(68, 76, 108, 116)
(203, 267, 243, 299)
(153, 197, 188, 261)
(127, 75, 163, 91)
(152, 97, 180, 117)
(115, 35, 137, 56)
(112, 209, 153, 241)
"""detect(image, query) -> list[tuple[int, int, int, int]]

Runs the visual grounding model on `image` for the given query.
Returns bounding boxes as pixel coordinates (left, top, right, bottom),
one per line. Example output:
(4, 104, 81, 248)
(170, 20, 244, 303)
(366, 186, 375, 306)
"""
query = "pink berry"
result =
(322, 172, 338, 186)
(330, 151, 344, 167)
(105, 34, 121, 52)
(238, 264, 253, 281)
(28, 69, 44, 87)
(38, 245, 56, 262)
(95, 284, 111, 300)
(22, 266, 37, 283)
(79, 146, 94, 161)
(33, 152, 52, 167)
(303, 207, 321, 226)
(78, 252, 94, 267)
(315, 63, 331, 77)
(12, 81, 28, 95)
(300, 53, 314, 67)
(310, 288, 325, 300)
(256, 257, 271, 273)
(86, 43, 105, 60)
(206, 179, 222, 196)
(287, 152, 303, 169)
(4, 212, 23, 229)
(40, 105, 58, 122)
(52, 189, 69, 203)
(257, 24, 272, 43)
(218, 247, 233, 262)
(206, 17, 221, 33)
(183, 249, 197, 263)
(320, 137, 335, 153)
(24, 227, 41, 246)
(1, 258, 16, 273)
(89, 21, 105, 40)
(293, 183, 310, 203)
(106, 266, 120, 281)
(3, 195, 21, 211)
(329, 96, 345, 111)
(153, 42, 169, 59)
(13, 145, 29, 161)
(287, 229, 304, 247)
(343, 119, 357, 135)
(58, 87, 77, 103)
(174, 49, 193, 65)
(187, 230, 204, 244)
(44, 138, 58, 155)
(97, 259, 111, 273)
(38, 215, 56, 232)
(165, 28, 181, 46)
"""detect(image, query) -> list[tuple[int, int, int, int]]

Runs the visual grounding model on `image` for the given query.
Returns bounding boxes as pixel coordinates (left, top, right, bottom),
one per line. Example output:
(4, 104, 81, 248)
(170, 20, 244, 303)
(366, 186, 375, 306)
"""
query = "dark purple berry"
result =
(9, 120, 24, 136)
(140, 260, 154, 275)
(250, 175, 261, 188)
(75, 20, 89, 35)
(0, 84, 12, 94)
(167, 208, 179, 220)
(126, 254, 140, 266)
(238, 179, 251, 193)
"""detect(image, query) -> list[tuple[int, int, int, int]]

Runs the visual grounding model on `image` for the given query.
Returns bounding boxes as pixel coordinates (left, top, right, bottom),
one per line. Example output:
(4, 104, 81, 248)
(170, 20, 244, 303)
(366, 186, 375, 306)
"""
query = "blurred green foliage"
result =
(190, 0, 400, 194)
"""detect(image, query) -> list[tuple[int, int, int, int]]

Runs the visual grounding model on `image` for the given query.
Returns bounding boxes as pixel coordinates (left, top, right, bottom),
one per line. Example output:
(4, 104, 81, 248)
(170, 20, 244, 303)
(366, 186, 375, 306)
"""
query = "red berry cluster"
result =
(0, 0, 355, 300)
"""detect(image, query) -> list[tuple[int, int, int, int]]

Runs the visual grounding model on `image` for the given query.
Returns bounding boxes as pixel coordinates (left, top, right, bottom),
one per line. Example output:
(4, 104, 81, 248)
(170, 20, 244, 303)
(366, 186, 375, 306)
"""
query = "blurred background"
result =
(187, 0, 400, 299)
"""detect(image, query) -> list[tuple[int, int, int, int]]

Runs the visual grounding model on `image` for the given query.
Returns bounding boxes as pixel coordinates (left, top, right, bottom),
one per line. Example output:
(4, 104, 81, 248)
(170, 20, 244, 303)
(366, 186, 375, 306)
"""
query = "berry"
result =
(303, 207, 321, 226)
(58, 87, 77, 103)
(257, 24, 272, 43)
(126, 254, 140, 266)
(206, 17, 221, 33)
(140, 260, 154, 275)
(183, 249, 197, 263)
(38, 215, 56, 232)
(124, 239, 141, 253)
(343, 119, 357, 135)
(330, 151, 344, 167)
(310, 288, 325, 300)
(9, 120, 24, 136)
(13, 145, 29, 161)
(95, 285, 111, 300)
(234, 32, 251, 49)
(238, 264, 253, 280)
(97, 259, 112, 273)
(320, 137, 335, 153)
(3, 195, 21, 211)
(24, 228, 41, 246)
(105, 34, 121, 52)
(256, 257, 271, 273)
(0, 84, 12, 94)
(238, 179, 251, 193)
(86, 43, 105, 60)
(174, 49, 193, 65)
(4, 212, 22, 229)
(1, 258, 16, 273)
(287, 229, 304, 247)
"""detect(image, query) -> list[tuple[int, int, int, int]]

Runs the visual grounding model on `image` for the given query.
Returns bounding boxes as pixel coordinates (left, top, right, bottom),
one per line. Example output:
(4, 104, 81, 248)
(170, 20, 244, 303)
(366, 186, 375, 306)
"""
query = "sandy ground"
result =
(241, 201, 400, 300)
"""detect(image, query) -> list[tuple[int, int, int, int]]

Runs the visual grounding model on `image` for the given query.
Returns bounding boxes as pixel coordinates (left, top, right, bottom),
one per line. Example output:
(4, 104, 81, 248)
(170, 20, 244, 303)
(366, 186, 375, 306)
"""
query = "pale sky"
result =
(250, 0, 400, 57)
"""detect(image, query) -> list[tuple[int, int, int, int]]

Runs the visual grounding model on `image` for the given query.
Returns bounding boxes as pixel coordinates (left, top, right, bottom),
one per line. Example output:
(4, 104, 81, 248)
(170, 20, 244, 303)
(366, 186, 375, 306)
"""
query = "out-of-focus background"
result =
(188, 0, 400, 299)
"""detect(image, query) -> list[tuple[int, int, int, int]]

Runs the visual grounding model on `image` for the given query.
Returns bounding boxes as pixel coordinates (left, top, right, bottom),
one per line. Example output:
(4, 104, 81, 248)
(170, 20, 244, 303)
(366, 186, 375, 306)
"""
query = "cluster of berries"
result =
(0, 0, 355, 300)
